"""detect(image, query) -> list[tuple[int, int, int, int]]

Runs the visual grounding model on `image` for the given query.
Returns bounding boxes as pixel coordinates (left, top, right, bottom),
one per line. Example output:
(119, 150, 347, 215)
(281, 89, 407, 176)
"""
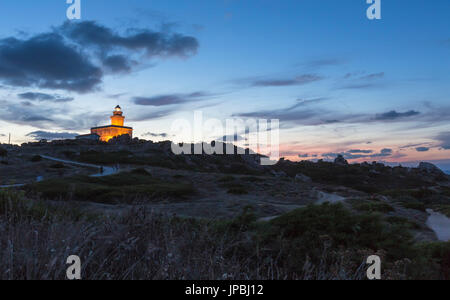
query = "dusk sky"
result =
(0, 0, 449, 170)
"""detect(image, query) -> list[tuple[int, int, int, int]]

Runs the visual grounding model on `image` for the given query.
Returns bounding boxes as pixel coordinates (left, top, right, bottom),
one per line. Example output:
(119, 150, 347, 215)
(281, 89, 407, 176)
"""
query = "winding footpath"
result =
(0, 155, 120, 188)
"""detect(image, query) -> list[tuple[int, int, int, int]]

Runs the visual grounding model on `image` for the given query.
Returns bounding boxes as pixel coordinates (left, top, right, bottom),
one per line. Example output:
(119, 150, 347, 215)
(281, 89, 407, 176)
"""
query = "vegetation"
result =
(1, 191, 448, 280)
(273, 160, 447, 194)
(349, 199, 395, 213)
(30, 155, 42, 162)
(0, 147, 7, 158)
(25, 169, 195, 204)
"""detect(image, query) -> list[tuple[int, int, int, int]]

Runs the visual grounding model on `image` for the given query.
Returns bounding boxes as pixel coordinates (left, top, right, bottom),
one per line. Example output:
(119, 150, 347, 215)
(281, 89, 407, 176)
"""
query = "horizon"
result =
(0, 1, 449, 170)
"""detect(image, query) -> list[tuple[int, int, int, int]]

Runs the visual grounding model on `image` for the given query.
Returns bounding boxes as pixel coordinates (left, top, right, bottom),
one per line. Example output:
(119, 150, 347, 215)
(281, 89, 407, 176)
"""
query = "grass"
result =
(26, 169, 195, 204)
(0, 190, 449, 280)
(399, 202, 426, 212)
(349, 199, 395, 213)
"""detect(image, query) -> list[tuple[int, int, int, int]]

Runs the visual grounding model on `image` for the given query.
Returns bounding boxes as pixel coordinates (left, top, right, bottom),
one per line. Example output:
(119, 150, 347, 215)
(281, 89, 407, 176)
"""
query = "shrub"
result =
(0, 147, 7, 158)
(400, 202, 426, 212)
(26, 171, 195, 204)
(30, 155, 42, 162)
(351, 200, 395, 213)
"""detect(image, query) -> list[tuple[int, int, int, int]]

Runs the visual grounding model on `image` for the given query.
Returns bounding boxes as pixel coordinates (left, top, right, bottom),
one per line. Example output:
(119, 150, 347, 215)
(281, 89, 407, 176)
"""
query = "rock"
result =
(271, 170, 287, 177)
(418, 162, 445, 176)
(334, 155, 348, 166)
(295, 173, 312, 183)
(108, 134, 132, 145)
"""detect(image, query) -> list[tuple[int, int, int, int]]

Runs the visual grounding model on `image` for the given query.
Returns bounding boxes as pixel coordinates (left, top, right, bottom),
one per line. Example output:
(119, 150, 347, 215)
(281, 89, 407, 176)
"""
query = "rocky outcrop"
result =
(334, 155, 348, 166)
(418, 162, 445, 176)
(295, 173, 312, 183)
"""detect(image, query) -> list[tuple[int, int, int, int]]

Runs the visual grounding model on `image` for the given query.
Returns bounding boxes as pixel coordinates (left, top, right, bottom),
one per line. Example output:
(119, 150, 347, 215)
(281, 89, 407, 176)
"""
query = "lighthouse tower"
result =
(111, 105, 125, 126)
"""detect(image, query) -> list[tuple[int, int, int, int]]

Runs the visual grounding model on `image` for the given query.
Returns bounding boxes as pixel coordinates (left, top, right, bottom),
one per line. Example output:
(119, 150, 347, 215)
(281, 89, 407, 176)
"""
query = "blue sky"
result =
(0, 0, 449, 169)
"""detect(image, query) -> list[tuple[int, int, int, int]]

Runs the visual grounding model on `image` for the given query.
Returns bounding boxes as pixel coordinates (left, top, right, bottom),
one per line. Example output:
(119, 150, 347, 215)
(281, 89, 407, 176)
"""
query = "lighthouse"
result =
(88, 105, 133, 142)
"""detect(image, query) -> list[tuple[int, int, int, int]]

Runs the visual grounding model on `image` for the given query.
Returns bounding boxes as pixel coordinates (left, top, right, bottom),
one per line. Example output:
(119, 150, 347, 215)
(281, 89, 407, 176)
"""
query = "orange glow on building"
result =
(91, 106, 133, 142)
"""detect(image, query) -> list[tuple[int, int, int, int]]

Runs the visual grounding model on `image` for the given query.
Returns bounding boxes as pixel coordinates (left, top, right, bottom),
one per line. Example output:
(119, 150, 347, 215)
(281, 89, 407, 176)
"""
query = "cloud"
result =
(219, 134, 246, 142)
(26, 131, 78, 141)
(60, 21, 198, 58)
(142, 132, 169, 138)
(250, 74, 323, 87)
(18, 92, 74, 103)
(0, 100, 105, 131)
(0, 21, 199, 93)
(374, 110, 420, 121)
(322, 148, 393, 160)
(102, 55, 133, 73)
(129, 109, 175, 122)
(339, 72, 385, 89)
(133, 92, 211, 106)
(0, 33, 102, 93)
(416, 147, 430, 152)
(436, 132, 450, 150)
(348, 149, 373, 154)
(360, 72, 385, 80)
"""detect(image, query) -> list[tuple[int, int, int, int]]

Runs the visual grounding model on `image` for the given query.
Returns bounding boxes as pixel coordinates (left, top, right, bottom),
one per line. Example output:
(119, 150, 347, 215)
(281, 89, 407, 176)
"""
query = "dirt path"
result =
(0, 155, 120, 189)
(426, 209, 450, 241)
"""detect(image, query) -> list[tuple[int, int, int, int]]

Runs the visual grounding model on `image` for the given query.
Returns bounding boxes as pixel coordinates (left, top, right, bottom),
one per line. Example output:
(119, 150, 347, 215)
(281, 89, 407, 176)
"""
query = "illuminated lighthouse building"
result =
(77, 106, 133, 142)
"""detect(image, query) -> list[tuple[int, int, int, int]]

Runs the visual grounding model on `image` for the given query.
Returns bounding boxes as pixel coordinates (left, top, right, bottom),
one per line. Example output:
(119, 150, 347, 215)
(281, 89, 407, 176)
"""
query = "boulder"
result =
(295, 173, 312, 183)
(334, 155, 348, 166)
(418, 162, 445, 176)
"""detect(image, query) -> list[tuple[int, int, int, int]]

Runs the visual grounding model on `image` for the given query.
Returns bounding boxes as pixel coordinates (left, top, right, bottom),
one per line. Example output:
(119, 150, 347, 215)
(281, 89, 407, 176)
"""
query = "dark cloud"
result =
(375, 110, 420, 121)
(18, 92, 74, 103)
(340, 83, 379, 90)
(416, 147, 430, 152)
(436, 132, 450, 150)
(133, 92, 211, 107)
(0, 33, 102, 93)
(0, 21, 199, 93)
(26, 131, 78, 141)
(102, 55, 132, 73)
(0, 100, 105, 131)
(60, 21, 198, 58)
(348, 149, 373, 154)
(142, 132, 169, 138)
(298, 154, 309, 158)
(250, 74, 323, 87)
(322, 148, 393, 160)
(339, 72, 385, 90)
(360, 72, 385, 80)
(129, 109, 175, 122)
(219, 134, 246, 142)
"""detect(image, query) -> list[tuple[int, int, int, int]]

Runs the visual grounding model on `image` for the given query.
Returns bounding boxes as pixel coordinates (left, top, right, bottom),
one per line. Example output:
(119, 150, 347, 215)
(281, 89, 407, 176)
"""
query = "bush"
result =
(260, 203, 414, 273)
(26, 171, 195, 204)
(400, 202, 426, 212)
(30, 155, 42, 162)
(350, 200, 395, 213)
(0, 147, 7, 158)
(49, 163, 65, 169)
(227, 187, 249, 195)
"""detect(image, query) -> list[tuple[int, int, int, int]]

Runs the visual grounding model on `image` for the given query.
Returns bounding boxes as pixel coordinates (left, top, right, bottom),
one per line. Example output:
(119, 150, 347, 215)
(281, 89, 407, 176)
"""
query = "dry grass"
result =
(0, 190, 370, 280)
(1, 189, 447, 280)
